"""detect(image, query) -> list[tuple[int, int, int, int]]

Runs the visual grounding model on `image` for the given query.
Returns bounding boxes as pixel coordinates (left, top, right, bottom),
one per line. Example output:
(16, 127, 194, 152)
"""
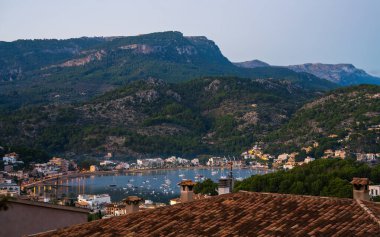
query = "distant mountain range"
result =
(0, 31, 378, 158)
(0, 31, 334, 110)
(234, 60, 380, 86)
(233, 60, 269, 68)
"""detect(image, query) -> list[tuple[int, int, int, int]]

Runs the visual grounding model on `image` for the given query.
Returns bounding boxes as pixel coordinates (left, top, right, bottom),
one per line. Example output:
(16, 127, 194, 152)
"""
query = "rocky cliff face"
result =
(0, 77, 320, 157)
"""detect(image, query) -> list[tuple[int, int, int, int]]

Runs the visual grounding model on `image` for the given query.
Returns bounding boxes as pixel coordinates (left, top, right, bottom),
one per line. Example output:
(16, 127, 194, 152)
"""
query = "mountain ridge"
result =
(234, 60, 380, 86)
(0, 32, 335, 110)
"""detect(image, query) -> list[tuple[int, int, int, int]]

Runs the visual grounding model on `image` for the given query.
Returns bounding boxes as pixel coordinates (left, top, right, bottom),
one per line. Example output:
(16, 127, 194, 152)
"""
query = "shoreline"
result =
(22, 166, 273, 188)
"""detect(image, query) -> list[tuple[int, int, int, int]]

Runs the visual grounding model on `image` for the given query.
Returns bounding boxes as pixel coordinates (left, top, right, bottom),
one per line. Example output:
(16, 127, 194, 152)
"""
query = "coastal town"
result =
(1, 140, 380, 220)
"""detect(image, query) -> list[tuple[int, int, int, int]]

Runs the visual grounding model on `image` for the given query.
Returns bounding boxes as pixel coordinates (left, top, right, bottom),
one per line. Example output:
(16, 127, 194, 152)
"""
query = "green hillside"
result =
(264, 85, 380, 156)
(0, 77, 323, 157)
(0, 31, 335, 110)
(234, 158, 380, 198)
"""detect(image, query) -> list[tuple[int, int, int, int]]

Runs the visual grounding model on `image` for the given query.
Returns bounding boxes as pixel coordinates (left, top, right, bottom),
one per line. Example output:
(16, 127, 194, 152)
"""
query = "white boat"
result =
(165, 179, 171, 185)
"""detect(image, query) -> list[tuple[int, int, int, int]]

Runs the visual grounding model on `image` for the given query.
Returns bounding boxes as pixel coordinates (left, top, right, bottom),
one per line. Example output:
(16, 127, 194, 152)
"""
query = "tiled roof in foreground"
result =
(35, 191, 380, 237)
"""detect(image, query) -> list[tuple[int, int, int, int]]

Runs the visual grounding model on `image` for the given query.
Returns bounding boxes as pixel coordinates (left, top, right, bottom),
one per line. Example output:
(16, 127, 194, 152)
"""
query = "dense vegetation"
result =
(234, 159, 380, 198)
(0, 76, 322, 157)
(0, 31, 335, 110)
(265, 85, 380, 155)
(194, 179, 218, 196)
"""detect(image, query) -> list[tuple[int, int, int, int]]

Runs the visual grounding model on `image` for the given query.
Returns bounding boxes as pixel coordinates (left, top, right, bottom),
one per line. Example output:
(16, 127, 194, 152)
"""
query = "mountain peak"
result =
(233, 59, 270, 68)
(287, 63, 380, 86)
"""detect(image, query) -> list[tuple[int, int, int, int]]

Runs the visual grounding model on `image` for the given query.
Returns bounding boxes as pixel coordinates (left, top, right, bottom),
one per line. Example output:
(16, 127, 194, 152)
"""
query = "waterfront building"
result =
(140, 200, 166, 209)
(105, 203, 127, 216)
(137, 158, 164, 168)
(77, 194, 111, 209)
(206, 157, 227, 166)
(0, 182, 20, 196)
(165, 156, 177, 163)
(89, 165, 97, 172)
(100, 160, 115, 166)
(48, 157, 69, 172)
(7, 170, 24, 180)
(2, 152, 19, 165)
(115, 162, 129, 170)
(191, 158, 199, 166)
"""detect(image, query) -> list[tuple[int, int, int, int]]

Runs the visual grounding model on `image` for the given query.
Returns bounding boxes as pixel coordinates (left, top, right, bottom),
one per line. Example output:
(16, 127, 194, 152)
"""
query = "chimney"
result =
(178, 180, 195, 203)
(123, 196, 143, 214)
(351, 178, 370, 201)
(218, 178, 230, 195)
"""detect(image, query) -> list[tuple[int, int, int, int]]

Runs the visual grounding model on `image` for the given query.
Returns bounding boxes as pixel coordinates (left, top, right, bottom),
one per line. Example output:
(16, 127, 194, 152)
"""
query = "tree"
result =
(194, 179, 218, 196)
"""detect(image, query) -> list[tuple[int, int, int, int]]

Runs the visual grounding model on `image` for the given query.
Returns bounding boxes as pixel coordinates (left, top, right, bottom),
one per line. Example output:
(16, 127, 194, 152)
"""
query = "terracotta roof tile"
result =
(351, 178, 369, 185)
(178, 180, 196, 186)
(34, 192, 380, 237)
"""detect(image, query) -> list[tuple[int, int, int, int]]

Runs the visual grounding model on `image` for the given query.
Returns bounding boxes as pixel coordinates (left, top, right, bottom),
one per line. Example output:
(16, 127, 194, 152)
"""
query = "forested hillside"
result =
(264, 85, 380, 156)
(0, 31, 335, 110)
(0, 77, 323, 158)
(235, 159, 380, 198)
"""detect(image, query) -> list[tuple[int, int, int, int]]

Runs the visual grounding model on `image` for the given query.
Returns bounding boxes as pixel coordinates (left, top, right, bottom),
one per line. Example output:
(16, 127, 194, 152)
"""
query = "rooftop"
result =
(34, 191, 380, 236)
(8, 199, 89, 214)
(178, 180, 196, 186)
(351, 177, 370, 185)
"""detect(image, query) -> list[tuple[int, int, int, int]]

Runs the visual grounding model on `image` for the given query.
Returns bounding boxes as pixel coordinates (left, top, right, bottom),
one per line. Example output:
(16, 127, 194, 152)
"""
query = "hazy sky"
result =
(1, 0, 379, 75)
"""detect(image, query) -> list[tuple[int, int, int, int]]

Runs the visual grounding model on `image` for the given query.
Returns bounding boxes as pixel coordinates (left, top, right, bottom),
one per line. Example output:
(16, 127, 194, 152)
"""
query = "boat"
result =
(109, 184, 117, 187)
(179, 174, 185, 178)
(164, 179, 171, 185)
(211, 171, 218, 176)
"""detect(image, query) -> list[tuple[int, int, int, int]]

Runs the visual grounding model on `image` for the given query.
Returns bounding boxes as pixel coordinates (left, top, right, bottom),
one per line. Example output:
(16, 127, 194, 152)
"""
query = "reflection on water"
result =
(41, 168, 265, 203)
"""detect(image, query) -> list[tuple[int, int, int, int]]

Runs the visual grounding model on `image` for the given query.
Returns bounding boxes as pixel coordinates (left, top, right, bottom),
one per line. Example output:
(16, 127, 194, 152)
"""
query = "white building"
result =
(2, 153, 18, 165)
(206, 157, 227, 166)
(191, 158, 199, 166)
(177, 158, 190, 165)
(165, 156, 177, 163)
(115, 162, 129, 170)
(304, 156, 315, 164)
(0, 182, 20, 196)
(7, 170, 24, 179)
(283, 164, 294, 170)
(369, 185, 380, 197)
(277, 154, 289, 161)
(77, 194, 111, 209)
(137, 158, 164, 168)
(357, 153, 377, 162)
(100, 160, 115, 166)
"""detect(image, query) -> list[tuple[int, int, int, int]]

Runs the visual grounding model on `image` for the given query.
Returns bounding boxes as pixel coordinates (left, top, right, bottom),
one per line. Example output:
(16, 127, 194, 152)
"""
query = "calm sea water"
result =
(57, 168, 266, 204)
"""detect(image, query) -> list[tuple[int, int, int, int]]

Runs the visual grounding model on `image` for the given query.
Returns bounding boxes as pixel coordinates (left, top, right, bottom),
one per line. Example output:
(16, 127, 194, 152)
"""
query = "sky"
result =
(1, 0, 379, 76)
